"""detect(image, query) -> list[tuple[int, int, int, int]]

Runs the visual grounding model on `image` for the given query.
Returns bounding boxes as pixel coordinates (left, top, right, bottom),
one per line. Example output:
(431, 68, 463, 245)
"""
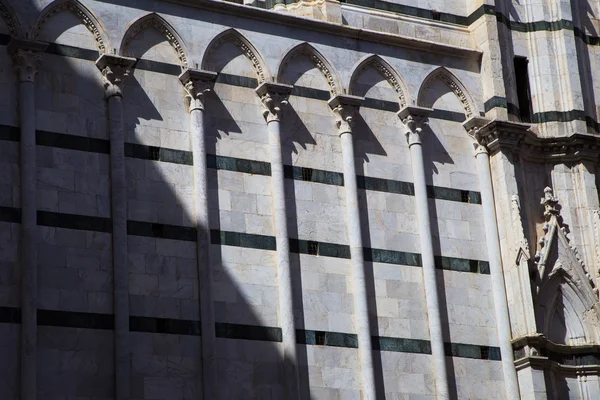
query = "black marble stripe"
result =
(37, 130, 110, 154)
(0, 206, 21, 223)
(37, 211, 112, 233)
(208, 154, 271, 176)
(216, 322, 282, 342)
(38, 309, 114, 330)
(127, 220, 197, 242)
(125, 143, 193, 165)
(45, 43, 99, 61)
(211, 229, 277, 250)
(134, 59, 182, 76)
(532, 109, 587, 124)
(1, 306, 500, 359)
(130, 315, 201, 336)
(0, 125, 19, 142)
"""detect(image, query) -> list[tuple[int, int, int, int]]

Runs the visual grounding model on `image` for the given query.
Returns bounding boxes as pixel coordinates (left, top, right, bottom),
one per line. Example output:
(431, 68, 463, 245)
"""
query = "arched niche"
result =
(200, 28, 271, 160)
(120, 13, 189, 68)
(0, 0, 23, 37)
(415, 67, 480, 192)
(32, 0, 108, 53)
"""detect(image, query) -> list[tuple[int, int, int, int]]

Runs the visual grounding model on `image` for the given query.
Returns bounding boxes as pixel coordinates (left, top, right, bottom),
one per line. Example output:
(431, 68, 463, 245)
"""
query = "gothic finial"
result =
(541, 186, 559, 220)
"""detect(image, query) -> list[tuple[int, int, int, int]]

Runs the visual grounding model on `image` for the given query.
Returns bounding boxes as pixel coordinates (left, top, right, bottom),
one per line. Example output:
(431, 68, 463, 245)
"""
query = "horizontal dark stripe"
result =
(38, 309, 114, 330)
(0, 206, 20, 223)
(0, 206, 489, 274)
(298, 329, 359, 348)
(216, 322, 282, 342)
(532, 109, 587, 124)
(374, 336, 431, 354)
(130, 315, 201, 335)
(125, 143, 193, 165)
(211, 229, 277, 250)
(37, 130, 110, 153)
(134, 59, 182, 76)
(216, 72, 258, 88)
(284, 165, 344, 186)
(0, 125, 19, 141)
(127, 220, 196, 242)
(2, 306, 500, 359)
(483, 96, 508, 113)
(45, 43, 98, 61)
(37, 211, 112, 233)
(208, 154, 271, 176)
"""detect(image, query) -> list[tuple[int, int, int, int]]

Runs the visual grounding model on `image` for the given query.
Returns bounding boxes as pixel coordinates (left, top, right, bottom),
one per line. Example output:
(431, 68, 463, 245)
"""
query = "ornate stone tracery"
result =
(278, 43, 341, 96)
(0, 1, 22, 37)
(121, 13, 188, 67)
(32, 0, 107, 54)
(418, 67, 475, 119)
(202, 29, 269, 84)
(350, 56, 408, 108)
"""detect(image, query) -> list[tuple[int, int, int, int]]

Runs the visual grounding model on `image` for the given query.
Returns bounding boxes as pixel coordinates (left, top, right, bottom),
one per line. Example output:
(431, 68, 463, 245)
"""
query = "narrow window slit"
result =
(307, 241, 319, 256)
(301, 167, 313, 182)
(315, 331, 326, 345)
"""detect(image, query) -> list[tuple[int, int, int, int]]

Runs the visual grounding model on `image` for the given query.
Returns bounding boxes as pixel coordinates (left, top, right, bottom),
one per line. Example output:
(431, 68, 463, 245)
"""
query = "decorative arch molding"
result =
(120, 13, 189, 68)
(534, 187, 600, 345)
(276, 42, 342, 96)
(201, 28, 270, 84)
(31, 0, 108, 53)
(348, 54, 409, 108)
(417, 66, 477, 119)
(0, 0, 23, 37)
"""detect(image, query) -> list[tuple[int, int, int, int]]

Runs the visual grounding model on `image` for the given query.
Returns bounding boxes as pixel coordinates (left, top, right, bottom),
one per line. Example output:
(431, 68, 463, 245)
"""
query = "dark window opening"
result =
(315, 331, 326, 345)
(307, 241, 319, 255)
(432, 10, 441, 21)
(514, 56, 533, 123)
(460, 190, 470, 203)
(481, 346, 490, 360)
(149, 146, 160, 161)
(301, 167, 313, 182)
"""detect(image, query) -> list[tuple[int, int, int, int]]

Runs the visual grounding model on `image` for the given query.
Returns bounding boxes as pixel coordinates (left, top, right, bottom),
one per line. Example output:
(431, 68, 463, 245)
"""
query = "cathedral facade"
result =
(1, 0, 600, 399)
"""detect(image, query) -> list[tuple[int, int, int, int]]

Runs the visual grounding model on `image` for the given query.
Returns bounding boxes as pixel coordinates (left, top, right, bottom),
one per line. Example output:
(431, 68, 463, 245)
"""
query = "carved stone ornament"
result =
(398, 106, 432, 146)
(328, 94, 364, 135)
(511, 194, 531, 264)
(206, 32, 267, 84)
(462, 116, 491, 156)
(95, 54, 136, 99)
(421, 69, 474, 118)
(179, 69, 218, 112)
(0, 2, 21, 37)
(7, 39, 48, 83)
(255, 82, 293, 123)
(122, 14, 187, 67)
(281, 45, 338, 95)
(33, 0, 106, 53)
(367, 58, 407, 108)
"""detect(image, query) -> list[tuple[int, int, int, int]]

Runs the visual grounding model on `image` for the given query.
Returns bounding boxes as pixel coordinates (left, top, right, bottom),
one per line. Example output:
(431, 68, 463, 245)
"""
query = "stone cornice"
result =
(165, 0, 482, 60)
(476, 120, 600, 163)
(513, 334, 600, 372)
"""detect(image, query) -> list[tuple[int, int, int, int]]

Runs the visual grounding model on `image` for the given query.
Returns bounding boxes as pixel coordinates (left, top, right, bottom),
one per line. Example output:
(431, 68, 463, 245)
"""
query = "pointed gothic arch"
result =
(417, 66, 477, 119)
(31, 0, 108, 53)
(0, 0, 23, 37)
(348, 54, 410, 108)
(200, 28, 270, 84)
(276, 42, 342, 96)
(120, 13, 189, 68)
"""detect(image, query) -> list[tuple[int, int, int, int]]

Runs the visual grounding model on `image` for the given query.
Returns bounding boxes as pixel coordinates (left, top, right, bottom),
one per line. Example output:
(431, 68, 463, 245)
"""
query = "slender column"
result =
(9, 38, 47, 400)
(256, 82, 300, 400)
(464, 117, 521, 400)
(398, 106, 450, 400)
(96, 54, 136, 400)
(328, 94, 376, 400)
(179, 69, 218, 400)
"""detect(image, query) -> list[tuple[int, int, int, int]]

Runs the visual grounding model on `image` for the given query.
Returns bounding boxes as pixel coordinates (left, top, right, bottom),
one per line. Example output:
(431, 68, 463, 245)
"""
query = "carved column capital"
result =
(8, 39, 47, 83)
(95, 54, 136, 99)
(463, 116, 491, 156)
(179, 69, 218, 113)
(398, 106, 432, 146)
(328, 94, 364, 136)
(256, 82, 293, 123)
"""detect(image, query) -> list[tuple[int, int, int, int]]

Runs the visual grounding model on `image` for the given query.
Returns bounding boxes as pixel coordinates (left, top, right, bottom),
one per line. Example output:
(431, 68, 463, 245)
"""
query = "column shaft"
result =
(267, 118, 300, 400)
(19, 78, 37, 400)
(475, 150, 520, 399)
(107, 94, 131, 400)
(190, 104, 216, 399)
(408, 139, 450, 399)
(340, 131, 376, 400)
